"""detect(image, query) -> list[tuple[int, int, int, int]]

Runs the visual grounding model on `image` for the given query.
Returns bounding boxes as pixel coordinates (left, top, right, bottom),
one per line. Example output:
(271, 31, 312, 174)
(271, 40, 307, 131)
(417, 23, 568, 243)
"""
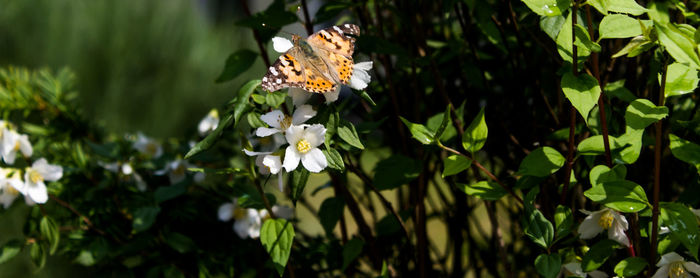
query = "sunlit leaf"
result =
(261, 219, 295, 276)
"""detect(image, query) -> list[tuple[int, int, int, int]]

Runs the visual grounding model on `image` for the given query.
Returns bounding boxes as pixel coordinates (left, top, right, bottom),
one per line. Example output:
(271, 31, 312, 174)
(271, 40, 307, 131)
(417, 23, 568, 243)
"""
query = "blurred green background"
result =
(0, 0, 261, 137)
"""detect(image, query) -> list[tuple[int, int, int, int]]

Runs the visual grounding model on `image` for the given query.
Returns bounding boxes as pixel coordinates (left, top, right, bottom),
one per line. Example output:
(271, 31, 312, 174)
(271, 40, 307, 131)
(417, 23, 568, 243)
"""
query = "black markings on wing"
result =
(307, 24, 360, 57)
(261, 49, 307, 92)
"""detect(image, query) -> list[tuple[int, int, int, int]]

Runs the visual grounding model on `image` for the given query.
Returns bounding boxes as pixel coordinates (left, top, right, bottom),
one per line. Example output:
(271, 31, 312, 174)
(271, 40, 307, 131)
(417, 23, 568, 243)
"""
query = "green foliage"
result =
(561, 72, 601, 125)
(260, 219, 295, 276)
(517, 147, 566, 177)
(458, 181, 506, 201)
(614, 257, 648, 277)
(660, 202, 700, 259)
(581, 239, 618, 272)
(584, 180, 649, 212)
(461, 107, 488, 153)
(534, 253, 561, 278)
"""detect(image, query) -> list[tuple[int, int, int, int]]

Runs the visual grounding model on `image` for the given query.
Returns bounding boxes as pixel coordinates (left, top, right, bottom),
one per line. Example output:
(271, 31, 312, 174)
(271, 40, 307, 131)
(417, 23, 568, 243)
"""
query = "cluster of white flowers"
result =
(129, 133, 204, 186)
(0, 122, 63, 208)
(218, 198, 293, 239)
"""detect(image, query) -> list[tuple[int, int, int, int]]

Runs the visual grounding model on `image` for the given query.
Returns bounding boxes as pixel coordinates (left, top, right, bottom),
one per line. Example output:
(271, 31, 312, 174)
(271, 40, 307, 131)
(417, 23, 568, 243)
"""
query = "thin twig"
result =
(649, 60, 668, 276)
(49, 194, 108, 237)
(560, 0, 579, 205)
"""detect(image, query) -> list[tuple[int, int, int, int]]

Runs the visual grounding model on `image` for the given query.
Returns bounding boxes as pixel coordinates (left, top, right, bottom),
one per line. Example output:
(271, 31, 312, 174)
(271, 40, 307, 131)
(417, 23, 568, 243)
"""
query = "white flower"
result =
(100, 162, 148, 191)
(652, 252, 700, 278)
(18, 158, 62, 204)
(198, 109, 220, 136)
(255, 104, 316, 137)
(1, 128, 33, 164)
(692, 208, 700, 220)
(132, 133, 163, 158)
(272, 37, 293, 53)
(0, 168, 23, 209)
(155, 159, 191, 184)
(217, 199, 264, 239)
(558, 262, 608, 278)
(283, 124, 327, 173)
(288, 87, 341, 106)
(348, 61, 373, 90)
(243, 149, 284, 191)
(578, 208, 630, 247)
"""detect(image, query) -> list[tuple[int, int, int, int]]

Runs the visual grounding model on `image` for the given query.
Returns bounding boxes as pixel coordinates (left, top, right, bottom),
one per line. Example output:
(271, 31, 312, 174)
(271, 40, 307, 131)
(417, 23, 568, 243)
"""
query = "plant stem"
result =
(299, 0, 314, 35)
(560, 0, 579, 205)
(239, 0, 271, 68)
(649, 60, 668, 275)
(253, 177, 276, 219)
(49, 194, 109, 238)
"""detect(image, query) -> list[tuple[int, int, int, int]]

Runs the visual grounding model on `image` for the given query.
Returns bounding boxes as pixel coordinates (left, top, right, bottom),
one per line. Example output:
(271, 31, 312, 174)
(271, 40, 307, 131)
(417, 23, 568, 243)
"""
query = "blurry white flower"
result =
(193, 172, 206, 184)
(255, 105, 316, 137)
(99, 161, 147, 191)
(283, 124, 327, 173)
(198, 109, 219, 136)
(652, 252, 700, 278)
(348, 61, 373, 90)
(692, 208, 700, 220)
(272, 205, 294, 220)
(243, 149, 284, 191)
(272, 37, 293, 53)
(558, 262, 608, 278)
(18, 158, 62, 204)
(132, 133, 162, 158)
(0, 168, 23, 209)
(1, 128, 33, 164)
(155, 159, 191, 184)
(578, 208, 630, 247)
(218, 199, 294, 239)
(288, 88, 313, 107)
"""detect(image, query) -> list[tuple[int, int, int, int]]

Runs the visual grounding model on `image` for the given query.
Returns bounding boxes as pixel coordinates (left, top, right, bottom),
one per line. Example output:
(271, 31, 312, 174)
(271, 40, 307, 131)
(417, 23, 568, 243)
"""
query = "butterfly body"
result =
(261, 24, 360, 94)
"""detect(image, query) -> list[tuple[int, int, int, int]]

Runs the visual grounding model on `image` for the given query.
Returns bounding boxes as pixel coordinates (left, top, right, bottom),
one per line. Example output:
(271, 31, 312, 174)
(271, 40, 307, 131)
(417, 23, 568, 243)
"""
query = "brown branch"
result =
(240, 0, 271, 68)
(649, 60, 668, 276)
(49, 194, 107, 237)
(560, 0, 579, 205)
(299, 0, 314, 35)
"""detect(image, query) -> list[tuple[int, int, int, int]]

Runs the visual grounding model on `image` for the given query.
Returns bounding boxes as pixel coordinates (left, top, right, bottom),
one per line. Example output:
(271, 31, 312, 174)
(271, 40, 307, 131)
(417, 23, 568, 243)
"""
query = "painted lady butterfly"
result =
(261, 24, 360, 93)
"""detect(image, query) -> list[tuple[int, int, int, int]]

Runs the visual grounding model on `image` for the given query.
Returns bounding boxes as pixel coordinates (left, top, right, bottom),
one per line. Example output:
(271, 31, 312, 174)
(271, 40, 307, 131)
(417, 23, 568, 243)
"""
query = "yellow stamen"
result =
(5, 185, 18, 195)
(28, 169, 43, 184)
(233, 208, 247, 220)
(13, 141, 20, 151)
(669, 261, 685, 278)
(598, 210, 614, 230)
(296, 139, 311, 154)
(279, 115, 293, 130)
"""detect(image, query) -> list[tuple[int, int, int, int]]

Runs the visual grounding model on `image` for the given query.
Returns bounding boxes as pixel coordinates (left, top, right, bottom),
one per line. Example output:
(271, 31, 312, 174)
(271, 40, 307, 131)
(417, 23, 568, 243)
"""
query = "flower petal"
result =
(578, 212, 604, 239)
(272, 37, 293, 53)
(18, 134, 32, 157)
(256, 155, 270, 175)
(285, 125, 305, 147)
(612, 210, 629, 230)
(292, 104, 316, 125)
(218, 202, 235, 221)
(260, 110, 285, 129)
(255, 127, 281, 137)
(607, 223, 630, 247)
(587, 270, 609, 278)
(276, 173, 284, 192)
(283, 146, 301, 172)
(683, 261, 700, 277)
(263, 155, 282, 174)
(243, 149, 272, 157)
(288, 87, 312, 107)
(657, 252, 684, 267)
(26, 180, 48, 204)
(304, 124, 326, 148)
(35, 159, 63, 182)
(349, 61, 373, 90)
(233, 219, 250, 238)
(301, 148, 327, 173)
(651, 265, 669, 278)
(324, 87, 341, 103)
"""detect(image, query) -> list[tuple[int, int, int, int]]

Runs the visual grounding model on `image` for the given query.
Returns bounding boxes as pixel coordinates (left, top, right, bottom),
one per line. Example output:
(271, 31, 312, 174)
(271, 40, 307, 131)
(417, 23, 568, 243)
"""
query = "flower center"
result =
(598, 210, 614, 230)
(279, 115, 293, 130)
(296, 139, 311, 154)
(4, 185, 18, 195)
(145, 143, 158, 156)
(669, 261, 685, 278)
(233, 208, 247, 220)
(28, 169, 43, 184)
(13, 141, 20, 151)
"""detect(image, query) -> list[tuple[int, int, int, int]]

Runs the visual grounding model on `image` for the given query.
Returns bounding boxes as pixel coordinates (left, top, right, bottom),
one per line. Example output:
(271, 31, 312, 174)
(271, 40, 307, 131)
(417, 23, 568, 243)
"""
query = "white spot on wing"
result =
(270, 67, 278, 76)
(333, 26, 343, 34)
(262, 77, 268, 82)
(320, 30, 331, 38)
(276, 78, 282, 84)
(344, 24, 350, 28)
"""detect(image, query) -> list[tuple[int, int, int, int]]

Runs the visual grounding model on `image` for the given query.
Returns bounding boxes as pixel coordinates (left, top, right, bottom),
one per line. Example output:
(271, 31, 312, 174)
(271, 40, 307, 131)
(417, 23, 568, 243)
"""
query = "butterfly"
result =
(261, 24, 360, 93)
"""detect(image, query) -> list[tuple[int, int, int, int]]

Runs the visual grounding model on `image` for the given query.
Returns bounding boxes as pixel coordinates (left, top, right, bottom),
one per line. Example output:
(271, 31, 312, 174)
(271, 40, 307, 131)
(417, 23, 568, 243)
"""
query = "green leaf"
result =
(290, 168, 310, 203)
(238, 193, 277, 210)
(612, 36, 654, 58)
(660, 202, 700, 259)
(337, 120, 365, 149)
(535, 253, 561, 278)
(318, 197, 345, 236)
(521, 0, 571, 16)
(215, 50, 257, 83)
(433, 105, 451, 141)
(30, 242, 46, 270)
(524, 209, 554, 249)
(40, 216, 60, 255)
(341, 237, 364, 271)
(604, 80, 637, 102)
(599, 14, 646, 39)
(133, 206, 161, 233)
(247, 112, 267, 129)
(581, 239, 618, 272)
(323, 148, 345, 171)
(164, 232, 195, 254)
(589, 164, 627, 186)
(607, 0, 648, 15)
(458, 181, 507, 200)
(324, 107, 339, 147)
(574, 24, 601, 52)
(373, 155, 422, 190)
(265, 91, 286, 108)
(313, 2, 354, 24)
(155, 183, 186, 203)
(663, 62, 699, 97)
(554, 205, 573, 239)
(400, 116, 434, 145)
(185, 80, 260, 159)
(0, 239, 22, 264)
(624, 99, 668, 131)
(357, 91, 376, 106)
(540, 15, 566, 40)
(583, 180, 649, 212)
(462, 107, 488, 153)
(614, 257, 648, 277)
(260, 219, 295, 276)
(656, 22, 700, 69)
(669, 134, 700, 174)
(557, 12, 591, 64)
(577, 135, 626, 155)
(561, 72, 601, 125)
(517, 147, 566, 177)
(442, 155, 472, 177)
